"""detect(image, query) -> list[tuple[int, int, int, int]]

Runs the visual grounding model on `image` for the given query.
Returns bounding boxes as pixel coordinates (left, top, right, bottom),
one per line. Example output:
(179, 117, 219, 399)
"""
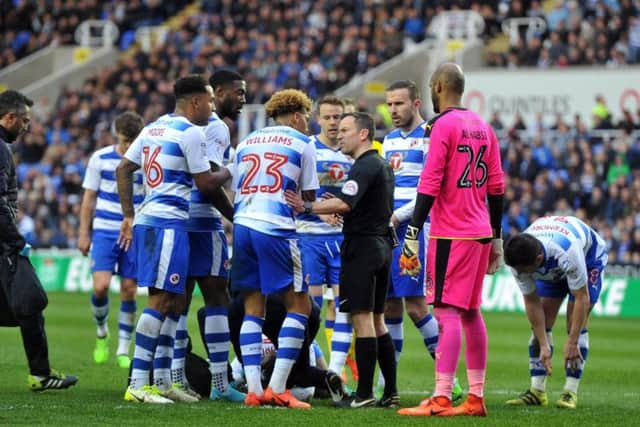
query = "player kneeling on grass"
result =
(503, 215, 608, 410)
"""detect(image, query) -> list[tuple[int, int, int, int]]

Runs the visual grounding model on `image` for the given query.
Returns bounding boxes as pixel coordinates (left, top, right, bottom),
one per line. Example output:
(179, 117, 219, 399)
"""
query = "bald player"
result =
(397, 63, 504, 417)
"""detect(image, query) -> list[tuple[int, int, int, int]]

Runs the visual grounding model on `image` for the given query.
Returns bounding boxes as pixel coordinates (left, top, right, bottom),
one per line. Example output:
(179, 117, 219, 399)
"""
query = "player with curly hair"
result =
(231, 89, 319, 408)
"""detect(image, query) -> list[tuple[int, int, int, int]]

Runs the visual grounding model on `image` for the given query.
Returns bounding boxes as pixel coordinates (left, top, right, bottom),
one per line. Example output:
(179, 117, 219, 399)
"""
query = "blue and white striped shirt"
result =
(296, 136, 352, 235)
(382, 122, 429, 223)
(125, 114, 210, 230)
(511, 216, 608, 295)
(232, 125, 319, 236)
(82, 145, 144, 234)
(186, 112, 231, 232)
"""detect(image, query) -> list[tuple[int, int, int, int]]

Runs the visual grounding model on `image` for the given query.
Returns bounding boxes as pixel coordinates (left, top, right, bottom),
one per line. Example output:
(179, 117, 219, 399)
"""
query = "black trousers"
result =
(19, 312, 50, 376)
(0, 283, 50, 376)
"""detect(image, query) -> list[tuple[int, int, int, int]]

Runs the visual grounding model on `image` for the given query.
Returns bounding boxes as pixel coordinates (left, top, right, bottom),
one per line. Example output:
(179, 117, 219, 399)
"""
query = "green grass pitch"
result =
(0, 292, 638, 426)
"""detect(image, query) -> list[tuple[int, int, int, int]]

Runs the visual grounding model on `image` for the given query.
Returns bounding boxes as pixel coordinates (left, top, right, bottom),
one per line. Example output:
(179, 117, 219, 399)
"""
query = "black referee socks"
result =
(355, 337, 377, 399)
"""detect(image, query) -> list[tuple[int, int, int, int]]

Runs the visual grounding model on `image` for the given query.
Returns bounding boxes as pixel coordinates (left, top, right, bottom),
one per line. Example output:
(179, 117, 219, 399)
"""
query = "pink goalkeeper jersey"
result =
(417, 108, 504, 239)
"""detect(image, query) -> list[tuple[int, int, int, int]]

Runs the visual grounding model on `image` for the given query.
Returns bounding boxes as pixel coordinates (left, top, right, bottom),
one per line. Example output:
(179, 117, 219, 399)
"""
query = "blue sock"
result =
(130, 308, 164, 389)
(117, 300, 136, 355)
(414, 313, 439, 359)
(205, 306, 231, 392)
(329, 311, 352, 373)
(268, 312, 308, 394)
(378, 317, 403, 387)
(91, 295, 109, 337)
(312, 295, 323, 309)
(240, 315, 264, 395)
(153, 315, 179, 391)
(171, 313, 188, 385)
(564, 329, 588, 394)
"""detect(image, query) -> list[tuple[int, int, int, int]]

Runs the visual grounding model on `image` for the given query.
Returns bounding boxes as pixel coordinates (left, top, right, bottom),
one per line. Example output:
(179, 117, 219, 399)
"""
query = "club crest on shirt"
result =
(169, 273, 180, 285)
(328, 163, 345, 181)
(388, 152, 403, 170)
(341, 180, 358, 196)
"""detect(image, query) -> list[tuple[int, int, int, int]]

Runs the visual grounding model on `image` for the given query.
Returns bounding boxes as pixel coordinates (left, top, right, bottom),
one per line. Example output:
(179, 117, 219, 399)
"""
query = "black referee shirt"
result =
(337, 149, 394, 236)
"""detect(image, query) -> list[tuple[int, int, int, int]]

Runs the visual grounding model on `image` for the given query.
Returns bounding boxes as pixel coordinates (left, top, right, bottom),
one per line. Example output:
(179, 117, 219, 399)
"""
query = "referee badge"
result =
(342, 180, 358, 196)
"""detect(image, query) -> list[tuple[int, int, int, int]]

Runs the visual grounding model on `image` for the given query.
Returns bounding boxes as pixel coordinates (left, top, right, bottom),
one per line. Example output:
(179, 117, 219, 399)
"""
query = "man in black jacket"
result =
(0, 89, 77, 391)
(285, 112, 397, 408)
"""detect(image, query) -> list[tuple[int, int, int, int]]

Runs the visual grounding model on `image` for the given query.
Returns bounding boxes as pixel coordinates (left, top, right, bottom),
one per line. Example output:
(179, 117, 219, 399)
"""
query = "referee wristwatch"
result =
(303, 201, 313, 214)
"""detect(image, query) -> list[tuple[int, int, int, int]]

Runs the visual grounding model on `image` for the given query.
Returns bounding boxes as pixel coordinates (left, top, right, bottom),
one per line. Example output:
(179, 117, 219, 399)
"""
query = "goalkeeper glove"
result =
(487, 238, 503, 274)
(399, 224, 421, 276)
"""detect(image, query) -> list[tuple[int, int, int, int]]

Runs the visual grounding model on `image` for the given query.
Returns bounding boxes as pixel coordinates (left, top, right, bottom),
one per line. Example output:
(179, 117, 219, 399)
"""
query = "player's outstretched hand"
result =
(320, 213, 343, 226)
(564, 341, 583, 374)
(284, 190, 304, 213)
(118, 217, 134, 251)
(487, 238, 504, 274)
(399, 224, 421, 276)
(540, 344, 552, 376)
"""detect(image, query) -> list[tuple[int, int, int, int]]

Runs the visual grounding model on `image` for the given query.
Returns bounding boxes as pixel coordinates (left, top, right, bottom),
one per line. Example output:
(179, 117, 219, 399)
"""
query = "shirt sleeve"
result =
(203, 120, 230, 166)
(393, 197, 416, 223)
(563, 248, 588, 292)
(299, 140, 319, 191)
(417, 121, 449, 197)
(337, 158, 374, 209)
(486, 127, 505, 196)
(124, 133, 143, 166)
(183, 127, 211, 174)
(230, 149, 240, 192)
(82, 152, 101, 191)
(512, 268, 537, 295)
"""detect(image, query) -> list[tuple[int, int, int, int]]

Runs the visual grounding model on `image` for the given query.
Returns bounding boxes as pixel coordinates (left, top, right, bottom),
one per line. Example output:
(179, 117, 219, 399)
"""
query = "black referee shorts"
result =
(338, 235, 392, 314)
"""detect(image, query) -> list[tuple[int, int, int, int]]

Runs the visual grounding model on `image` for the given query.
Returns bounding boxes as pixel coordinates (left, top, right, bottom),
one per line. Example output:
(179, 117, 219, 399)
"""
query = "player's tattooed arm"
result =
(116, 158, 140, 218)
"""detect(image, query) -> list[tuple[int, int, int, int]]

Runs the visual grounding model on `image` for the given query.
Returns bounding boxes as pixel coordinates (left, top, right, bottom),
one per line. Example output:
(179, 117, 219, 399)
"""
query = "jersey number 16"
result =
(143, 146, 163, 188)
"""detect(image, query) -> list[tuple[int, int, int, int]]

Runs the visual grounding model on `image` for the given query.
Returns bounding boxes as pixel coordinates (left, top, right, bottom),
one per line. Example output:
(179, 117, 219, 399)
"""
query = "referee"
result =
(285, 112, 397, 408)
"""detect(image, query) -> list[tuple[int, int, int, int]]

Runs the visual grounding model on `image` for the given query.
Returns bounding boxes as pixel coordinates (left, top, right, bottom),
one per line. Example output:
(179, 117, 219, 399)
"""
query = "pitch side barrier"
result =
(29, 250, 640, 318)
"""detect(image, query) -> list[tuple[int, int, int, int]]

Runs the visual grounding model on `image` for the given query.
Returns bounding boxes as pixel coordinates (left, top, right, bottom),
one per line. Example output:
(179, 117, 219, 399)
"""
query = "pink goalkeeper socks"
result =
(433, 307, 462, 398)
(461, 309, 488, 397)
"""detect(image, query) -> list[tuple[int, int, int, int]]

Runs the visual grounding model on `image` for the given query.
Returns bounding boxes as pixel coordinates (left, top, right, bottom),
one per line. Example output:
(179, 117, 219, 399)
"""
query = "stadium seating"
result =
(0, 0, 190, 68)
(4, 0, 640, 266)
(486, 0, 640, 67)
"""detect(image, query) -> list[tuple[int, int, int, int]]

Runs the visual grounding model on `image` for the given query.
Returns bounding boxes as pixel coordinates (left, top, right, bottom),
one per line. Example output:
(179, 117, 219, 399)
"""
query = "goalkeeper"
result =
(397, 63, 504, 418)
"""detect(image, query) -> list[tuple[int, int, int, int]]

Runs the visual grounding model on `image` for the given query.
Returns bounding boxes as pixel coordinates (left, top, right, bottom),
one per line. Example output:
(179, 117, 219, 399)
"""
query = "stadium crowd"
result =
(4, 0, 640, 267)
(0, 0, 190, 68)
(487, 0, 640, 68)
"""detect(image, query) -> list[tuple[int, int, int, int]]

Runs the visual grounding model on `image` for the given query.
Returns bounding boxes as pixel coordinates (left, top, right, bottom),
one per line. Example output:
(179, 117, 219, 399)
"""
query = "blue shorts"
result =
(90, 231, 136, 279)
(230, 224, 305, 295)
(131, 225, 189, 295)
(536, 265, 605, 304)
(388, 221, 426, 298)
(188, 230, 230, 278)
(299, 233, 342, 287)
